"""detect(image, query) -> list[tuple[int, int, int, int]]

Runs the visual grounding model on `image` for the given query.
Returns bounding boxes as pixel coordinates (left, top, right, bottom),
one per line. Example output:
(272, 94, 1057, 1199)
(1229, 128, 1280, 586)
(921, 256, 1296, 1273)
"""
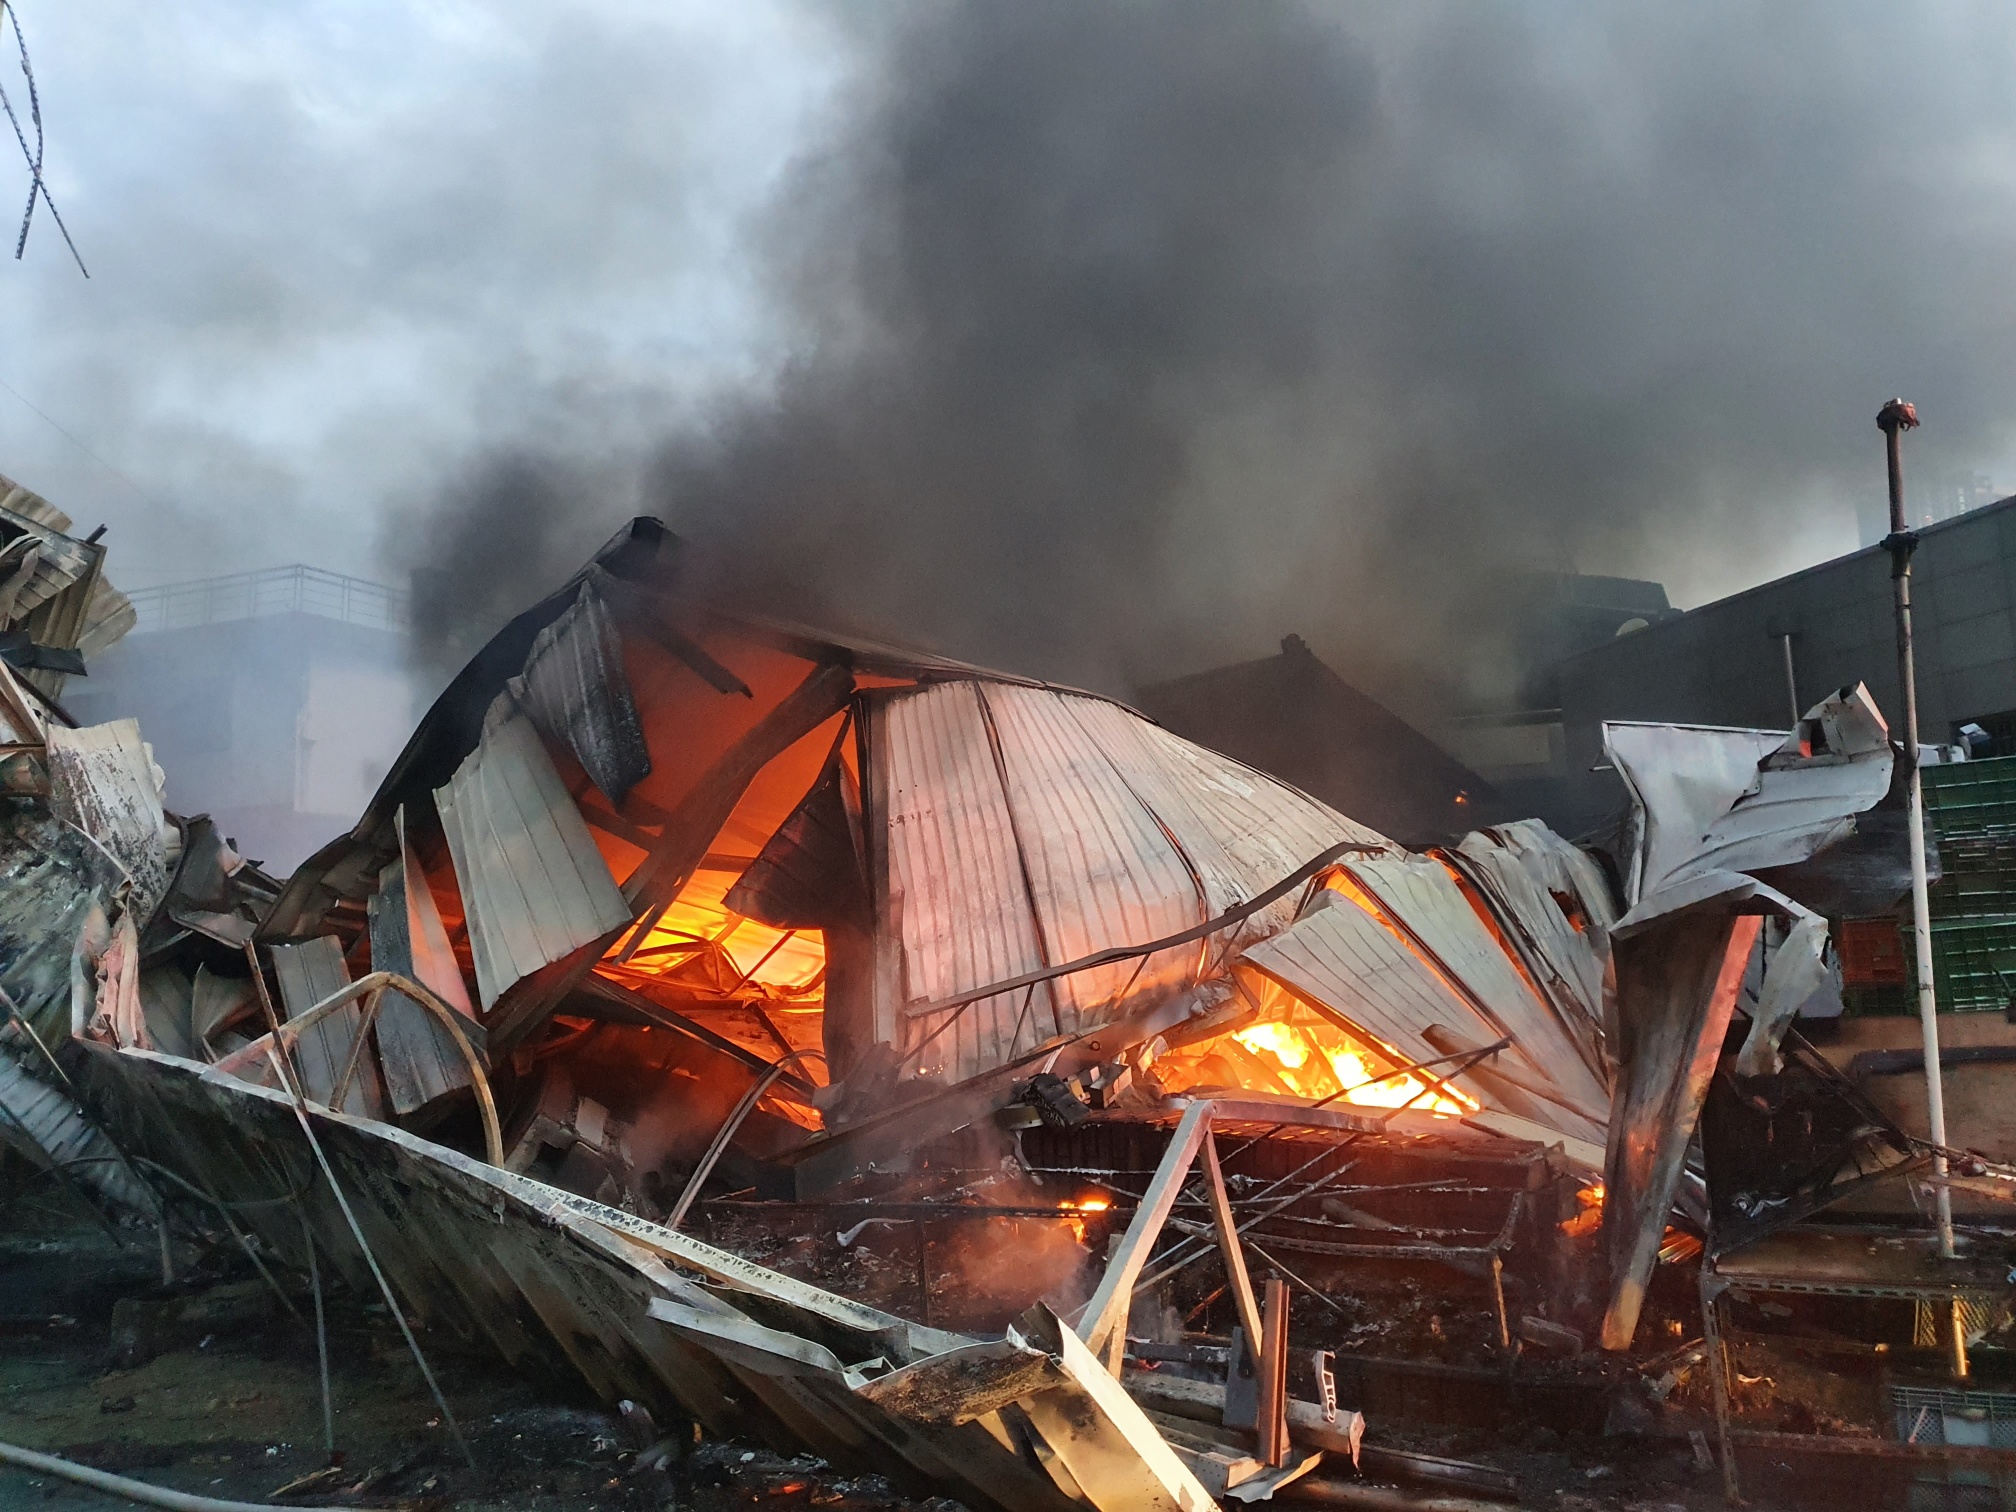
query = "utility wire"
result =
(0, 1, 85, 274)
(0, 371, 174, 518)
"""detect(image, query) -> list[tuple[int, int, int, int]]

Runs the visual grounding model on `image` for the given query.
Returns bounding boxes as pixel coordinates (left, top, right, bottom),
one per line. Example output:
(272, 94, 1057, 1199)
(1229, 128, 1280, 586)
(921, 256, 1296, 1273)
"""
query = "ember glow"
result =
(1058, 1194, 1111, 1243)
(1560, 1181, 1604, 1238)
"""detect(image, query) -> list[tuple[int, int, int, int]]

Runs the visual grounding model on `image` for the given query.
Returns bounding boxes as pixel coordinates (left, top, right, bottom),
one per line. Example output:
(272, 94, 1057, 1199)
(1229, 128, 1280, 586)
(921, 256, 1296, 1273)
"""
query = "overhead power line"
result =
(0, 1, 85, 275)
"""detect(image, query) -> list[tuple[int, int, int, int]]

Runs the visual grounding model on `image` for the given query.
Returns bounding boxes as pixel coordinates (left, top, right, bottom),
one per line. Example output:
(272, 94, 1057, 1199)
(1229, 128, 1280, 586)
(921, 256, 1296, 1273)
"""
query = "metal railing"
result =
(125, 565, 409, 635)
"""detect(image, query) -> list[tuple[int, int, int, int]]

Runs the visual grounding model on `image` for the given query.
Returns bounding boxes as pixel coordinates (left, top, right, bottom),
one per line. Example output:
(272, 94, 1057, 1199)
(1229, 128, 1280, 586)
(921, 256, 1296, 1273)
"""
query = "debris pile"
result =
(4, 512, 2014, 1509)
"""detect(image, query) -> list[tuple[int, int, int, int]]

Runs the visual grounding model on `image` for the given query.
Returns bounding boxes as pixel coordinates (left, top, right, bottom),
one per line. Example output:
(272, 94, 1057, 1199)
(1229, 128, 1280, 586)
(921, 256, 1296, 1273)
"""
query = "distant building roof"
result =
(1134, 635, 1494, 846)
(126, 565, 408, 635)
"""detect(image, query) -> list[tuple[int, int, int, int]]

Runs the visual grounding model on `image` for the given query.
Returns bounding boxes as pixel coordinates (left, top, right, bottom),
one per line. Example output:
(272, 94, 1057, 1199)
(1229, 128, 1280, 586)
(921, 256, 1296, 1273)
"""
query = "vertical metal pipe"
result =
(1950, 1296, 1970, 1380)
(1780, 633, 1800, 727)
(1878, 398, 1956, 1260)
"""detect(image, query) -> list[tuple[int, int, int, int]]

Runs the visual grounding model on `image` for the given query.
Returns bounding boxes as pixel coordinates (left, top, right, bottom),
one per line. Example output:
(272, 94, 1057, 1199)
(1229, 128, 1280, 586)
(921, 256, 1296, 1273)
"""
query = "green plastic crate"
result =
(1923, 756, 2016, 841)
(1926, 915, 2016, 1012)
(1932, 869, 2016, 918)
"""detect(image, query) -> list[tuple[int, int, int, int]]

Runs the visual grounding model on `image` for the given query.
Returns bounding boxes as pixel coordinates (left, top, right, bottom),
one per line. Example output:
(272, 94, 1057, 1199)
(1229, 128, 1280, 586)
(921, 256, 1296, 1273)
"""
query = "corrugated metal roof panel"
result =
(1062, 694, 1389, 966)
(1450, 821, 1613, 1077)
(85, 1047, 1207, 1512)
(1339, 852, 1609, 1121)
(435, 700, 633, 1012)
(0, 1043, 155, 1214)
(0, 488, 98, 619)
(875, 681, 1392, 1083)
(977, 683, 1202, 1031)
(877, 681, 1055, 1078)
(271, 934, 385, 1119)
(510, 579, 651, 809)
(1239, 890, 1511, 1109)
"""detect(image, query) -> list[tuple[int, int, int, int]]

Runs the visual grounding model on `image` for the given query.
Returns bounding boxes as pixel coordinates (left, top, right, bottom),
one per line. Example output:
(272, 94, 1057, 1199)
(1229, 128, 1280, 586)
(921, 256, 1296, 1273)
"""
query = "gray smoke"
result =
(628, 1, 2016, 706)
(11, 3, 2015, 713)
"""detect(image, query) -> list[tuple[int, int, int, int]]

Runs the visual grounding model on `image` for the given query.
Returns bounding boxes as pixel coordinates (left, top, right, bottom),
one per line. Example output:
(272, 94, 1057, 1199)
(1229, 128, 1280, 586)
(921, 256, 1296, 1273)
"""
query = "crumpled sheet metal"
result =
(74, 1046, 1218, 1512)
(1449, 820, 1614, 1067)
(875, 677, 1387, 1085)
(0, 1035, 156, 1215)
(1237, 854, 1610, 1142)
(1604, 684, 1893, 909)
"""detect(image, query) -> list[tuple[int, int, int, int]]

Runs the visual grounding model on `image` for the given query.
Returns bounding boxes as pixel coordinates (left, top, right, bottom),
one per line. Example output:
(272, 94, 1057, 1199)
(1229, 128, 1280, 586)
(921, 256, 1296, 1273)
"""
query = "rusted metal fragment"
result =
(46, 719, 170, 922)
(1599, 902, 1762, 1350)
(853, 1335, 1061, 1424)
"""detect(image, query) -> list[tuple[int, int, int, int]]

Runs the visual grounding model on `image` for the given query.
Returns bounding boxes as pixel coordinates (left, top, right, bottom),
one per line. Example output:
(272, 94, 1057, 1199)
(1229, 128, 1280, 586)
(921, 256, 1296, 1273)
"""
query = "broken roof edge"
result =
(267, 516, 1367, 935)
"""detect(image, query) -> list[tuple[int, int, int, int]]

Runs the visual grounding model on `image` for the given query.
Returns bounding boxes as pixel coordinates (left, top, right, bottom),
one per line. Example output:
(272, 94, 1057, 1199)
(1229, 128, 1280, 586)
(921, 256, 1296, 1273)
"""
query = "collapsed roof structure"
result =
(5, 514, 2005, 1507)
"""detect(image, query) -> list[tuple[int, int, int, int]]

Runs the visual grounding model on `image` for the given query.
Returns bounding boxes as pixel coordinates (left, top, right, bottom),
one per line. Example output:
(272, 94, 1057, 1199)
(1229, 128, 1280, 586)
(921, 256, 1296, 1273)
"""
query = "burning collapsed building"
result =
(4, 512, 2013, 1509)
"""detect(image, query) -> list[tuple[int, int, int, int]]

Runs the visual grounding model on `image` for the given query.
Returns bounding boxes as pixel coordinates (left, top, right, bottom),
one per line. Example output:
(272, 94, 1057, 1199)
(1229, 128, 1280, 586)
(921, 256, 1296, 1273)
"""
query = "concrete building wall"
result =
(1557, 494, 2016, 772)
(63, 569, 419, 876)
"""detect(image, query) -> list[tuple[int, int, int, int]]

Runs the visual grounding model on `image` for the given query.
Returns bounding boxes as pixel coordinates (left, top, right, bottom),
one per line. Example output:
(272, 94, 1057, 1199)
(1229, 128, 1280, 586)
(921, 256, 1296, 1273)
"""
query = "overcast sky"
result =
(3, 3, 2016, 699)
(0, 0, 835, 585)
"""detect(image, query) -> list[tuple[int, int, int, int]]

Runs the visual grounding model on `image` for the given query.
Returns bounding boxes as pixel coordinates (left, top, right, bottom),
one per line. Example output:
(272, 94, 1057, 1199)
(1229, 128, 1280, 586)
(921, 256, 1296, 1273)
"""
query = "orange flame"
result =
(1223, 1019, 1475, 1115)
(1560, 1181, 1604, 1238)
(1057, 1194, 1111, 1243)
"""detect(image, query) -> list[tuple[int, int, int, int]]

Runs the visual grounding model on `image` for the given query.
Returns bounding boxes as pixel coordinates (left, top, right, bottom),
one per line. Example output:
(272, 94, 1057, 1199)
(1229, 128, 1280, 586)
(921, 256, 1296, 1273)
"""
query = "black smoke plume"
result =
(407, 2, 2016, 709)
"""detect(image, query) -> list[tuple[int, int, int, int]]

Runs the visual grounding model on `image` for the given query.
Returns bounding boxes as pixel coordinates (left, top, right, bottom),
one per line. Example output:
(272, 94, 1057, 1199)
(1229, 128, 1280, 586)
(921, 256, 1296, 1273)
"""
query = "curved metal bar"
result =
(666, 1047, 827, 1233)
(217, 969, 503, 1166)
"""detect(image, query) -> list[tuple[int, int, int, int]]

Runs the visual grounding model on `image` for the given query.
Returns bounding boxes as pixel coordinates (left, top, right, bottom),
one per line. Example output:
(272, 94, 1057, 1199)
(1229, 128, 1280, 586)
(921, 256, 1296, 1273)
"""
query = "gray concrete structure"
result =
(1557, 494, 2016, 778)
(64, 566, 419, 875)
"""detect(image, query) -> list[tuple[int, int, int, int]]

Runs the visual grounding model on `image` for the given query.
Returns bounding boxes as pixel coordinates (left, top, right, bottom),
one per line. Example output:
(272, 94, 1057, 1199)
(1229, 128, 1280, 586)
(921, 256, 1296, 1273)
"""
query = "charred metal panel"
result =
(46, 719, 171, 922)
(1342, 852, 1609, 1125)
(509, 579, 652, 809)
(0, 808, 124, 1046)
(1240, 890, 1509, 1095)
(1600, 905, 1761, 1349)
(74, 1045, 1221, 1512)
(1700, 1028, 1915, 1254)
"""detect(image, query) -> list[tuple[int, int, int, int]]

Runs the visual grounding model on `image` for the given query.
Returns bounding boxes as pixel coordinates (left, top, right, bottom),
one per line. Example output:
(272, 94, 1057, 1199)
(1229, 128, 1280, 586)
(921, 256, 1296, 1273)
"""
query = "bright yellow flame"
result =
(1560, 1181, 1604, 1238)
(1056, 1194, 1111, 1241)
(1176, 1007, 1473, 1115)
(1234, 1022, 1310, 1069)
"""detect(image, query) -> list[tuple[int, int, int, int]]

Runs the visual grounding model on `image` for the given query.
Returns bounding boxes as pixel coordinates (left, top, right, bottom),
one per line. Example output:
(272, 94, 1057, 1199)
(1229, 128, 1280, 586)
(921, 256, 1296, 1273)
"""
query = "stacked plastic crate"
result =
(1917, 756, 2016, 1014)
